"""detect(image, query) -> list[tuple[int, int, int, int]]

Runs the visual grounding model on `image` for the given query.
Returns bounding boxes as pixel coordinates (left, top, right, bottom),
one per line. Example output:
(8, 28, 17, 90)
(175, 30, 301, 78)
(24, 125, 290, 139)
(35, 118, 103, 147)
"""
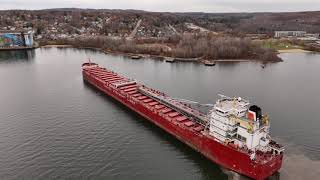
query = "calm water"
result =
(0, 48, 319, 180)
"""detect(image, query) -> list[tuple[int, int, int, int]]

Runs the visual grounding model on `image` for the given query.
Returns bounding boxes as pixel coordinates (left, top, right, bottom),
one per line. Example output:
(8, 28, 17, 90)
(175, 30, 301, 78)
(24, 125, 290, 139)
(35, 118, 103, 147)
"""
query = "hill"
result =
(1, 9, 319, 38)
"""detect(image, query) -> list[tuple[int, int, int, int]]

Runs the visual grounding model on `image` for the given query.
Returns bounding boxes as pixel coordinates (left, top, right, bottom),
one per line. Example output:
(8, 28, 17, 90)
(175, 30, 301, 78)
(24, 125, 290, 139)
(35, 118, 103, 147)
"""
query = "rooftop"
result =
(214, 96, 249, 114)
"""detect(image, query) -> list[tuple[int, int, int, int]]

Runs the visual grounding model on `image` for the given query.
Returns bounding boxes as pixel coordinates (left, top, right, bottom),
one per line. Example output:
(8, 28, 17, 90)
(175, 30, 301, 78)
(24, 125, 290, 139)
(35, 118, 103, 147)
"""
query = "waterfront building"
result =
(274, 31, 306, 38)
(0, 31, 34, 49)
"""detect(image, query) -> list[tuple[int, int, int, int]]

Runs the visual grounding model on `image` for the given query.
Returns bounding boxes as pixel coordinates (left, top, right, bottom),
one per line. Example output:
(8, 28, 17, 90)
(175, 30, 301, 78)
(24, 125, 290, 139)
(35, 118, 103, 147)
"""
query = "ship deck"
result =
(82, 64, 280, 164)
(83, 66, 206, 134)
(82, 63, 284, 179)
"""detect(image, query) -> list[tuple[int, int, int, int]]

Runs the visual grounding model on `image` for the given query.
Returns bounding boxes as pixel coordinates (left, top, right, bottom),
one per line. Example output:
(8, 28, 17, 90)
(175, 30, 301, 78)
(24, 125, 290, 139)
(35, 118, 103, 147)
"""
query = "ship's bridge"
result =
(209, 95, 276, 152)
(213, 95, 250, 118)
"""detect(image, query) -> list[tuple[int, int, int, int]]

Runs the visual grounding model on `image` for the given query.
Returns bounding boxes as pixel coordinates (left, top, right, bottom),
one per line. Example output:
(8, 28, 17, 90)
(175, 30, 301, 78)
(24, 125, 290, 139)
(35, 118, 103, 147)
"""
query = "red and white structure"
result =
(82, 62, 284, 180)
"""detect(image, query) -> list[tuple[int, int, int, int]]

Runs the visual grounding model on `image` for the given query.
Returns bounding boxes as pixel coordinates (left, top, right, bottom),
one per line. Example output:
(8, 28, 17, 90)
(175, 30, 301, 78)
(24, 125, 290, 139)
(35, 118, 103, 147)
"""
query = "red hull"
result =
(82, 64, 283, 180)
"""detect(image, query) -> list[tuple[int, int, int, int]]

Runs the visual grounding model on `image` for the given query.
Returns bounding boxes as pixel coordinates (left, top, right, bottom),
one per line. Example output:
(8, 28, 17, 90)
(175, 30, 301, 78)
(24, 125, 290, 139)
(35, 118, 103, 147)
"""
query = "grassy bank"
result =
(278, 49, 311, 53)
(256, 38, 320, 53)
(259, 39, 302, 50)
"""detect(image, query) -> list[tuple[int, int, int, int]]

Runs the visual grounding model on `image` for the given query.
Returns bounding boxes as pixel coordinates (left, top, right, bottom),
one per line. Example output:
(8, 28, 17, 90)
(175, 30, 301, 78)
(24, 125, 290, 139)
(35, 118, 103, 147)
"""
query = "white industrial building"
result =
(274, 31, 306, 38)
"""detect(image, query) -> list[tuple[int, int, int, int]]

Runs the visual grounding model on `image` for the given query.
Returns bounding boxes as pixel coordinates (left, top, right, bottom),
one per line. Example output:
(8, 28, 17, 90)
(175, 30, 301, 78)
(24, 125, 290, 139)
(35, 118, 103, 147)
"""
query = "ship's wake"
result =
(280, 152, 320, 180)
(221, 138, 320, 180)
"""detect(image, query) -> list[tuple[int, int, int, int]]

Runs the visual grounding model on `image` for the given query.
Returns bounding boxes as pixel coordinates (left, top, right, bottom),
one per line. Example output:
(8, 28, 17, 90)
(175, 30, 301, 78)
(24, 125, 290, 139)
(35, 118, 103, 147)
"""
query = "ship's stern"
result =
(255, 153, 283, 180)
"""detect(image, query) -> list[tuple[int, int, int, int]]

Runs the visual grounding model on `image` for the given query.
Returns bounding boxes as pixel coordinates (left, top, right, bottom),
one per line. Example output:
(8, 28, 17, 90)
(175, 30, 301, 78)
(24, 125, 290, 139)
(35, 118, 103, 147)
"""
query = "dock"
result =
(0, 46, 35, 51)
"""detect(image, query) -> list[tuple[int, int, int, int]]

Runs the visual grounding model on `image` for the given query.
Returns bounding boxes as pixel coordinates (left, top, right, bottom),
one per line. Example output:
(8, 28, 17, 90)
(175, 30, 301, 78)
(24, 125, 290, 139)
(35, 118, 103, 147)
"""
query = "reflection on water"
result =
(0, 50, 35, 62)
(0, 48, 319, 180)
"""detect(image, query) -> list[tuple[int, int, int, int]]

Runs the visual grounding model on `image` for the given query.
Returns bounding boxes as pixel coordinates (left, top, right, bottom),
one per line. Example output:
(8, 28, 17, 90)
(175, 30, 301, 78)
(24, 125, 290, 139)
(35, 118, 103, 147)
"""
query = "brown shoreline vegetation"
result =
(40, 34, 282, 62)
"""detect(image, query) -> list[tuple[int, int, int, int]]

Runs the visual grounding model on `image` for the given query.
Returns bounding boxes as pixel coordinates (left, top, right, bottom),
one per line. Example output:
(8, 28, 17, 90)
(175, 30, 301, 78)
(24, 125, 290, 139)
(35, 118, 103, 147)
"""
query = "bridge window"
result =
(236, 134, 247, 142)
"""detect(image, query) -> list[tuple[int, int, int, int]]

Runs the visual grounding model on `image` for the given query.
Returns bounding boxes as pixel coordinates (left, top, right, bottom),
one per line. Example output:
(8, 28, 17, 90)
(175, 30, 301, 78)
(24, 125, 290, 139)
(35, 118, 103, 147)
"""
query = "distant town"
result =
(1, 9, 320, 61)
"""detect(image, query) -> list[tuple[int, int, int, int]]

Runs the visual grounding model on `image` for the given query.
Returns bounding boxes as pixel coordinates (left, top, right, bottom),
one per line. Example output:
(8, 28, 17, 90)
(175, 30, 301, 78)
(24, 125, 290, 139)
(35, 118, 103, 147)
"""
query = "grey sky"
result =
(1, 0, 319, 12)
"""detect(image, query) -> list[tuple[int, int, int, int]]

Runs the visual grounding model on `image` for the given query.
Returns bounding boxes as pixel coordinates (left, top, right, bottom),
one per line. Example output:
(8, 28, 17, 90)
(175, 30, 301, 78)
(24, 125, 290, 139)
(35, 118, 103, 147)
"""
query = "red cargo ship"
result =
(82, 62, 284, 180)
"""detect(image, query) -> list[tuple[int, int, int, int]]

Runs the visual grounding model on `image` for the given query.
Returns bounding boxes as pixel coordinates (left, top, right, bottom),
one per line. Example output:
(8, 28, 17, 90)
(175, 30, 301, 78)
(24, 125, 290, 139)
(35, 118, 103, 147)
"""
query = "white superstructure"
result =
(208, 95, 284, 155)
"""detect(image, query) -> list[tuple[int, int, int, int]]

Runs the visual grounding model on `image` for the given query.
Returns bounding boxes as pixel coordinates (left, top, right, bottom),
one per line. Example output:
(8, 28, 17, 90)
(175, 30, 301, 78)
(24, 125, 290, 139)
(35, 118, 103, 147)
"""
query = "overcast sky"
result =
(1, 0, 319, 12)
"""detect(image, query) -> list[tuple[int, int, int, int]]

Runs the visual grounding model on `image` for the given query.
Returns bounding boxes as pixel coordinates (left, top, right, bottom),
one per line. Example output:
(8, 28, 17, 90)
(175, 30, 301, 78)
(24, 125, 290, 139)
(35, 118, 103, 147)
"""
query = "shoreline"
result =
(278, 49, 311, 53)
(0, 46, 36, 51)
(42, 45, 74, 48)
(39, 44, 281, 63)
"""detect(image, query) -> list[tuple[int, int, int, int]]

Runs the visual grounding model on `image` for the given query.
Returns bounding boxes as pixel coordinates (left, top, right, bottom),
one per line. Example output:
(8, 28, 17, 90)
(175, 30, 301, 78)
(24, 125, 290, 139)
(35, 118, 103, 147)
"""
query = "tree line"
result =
(40, 33, 281, 62)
